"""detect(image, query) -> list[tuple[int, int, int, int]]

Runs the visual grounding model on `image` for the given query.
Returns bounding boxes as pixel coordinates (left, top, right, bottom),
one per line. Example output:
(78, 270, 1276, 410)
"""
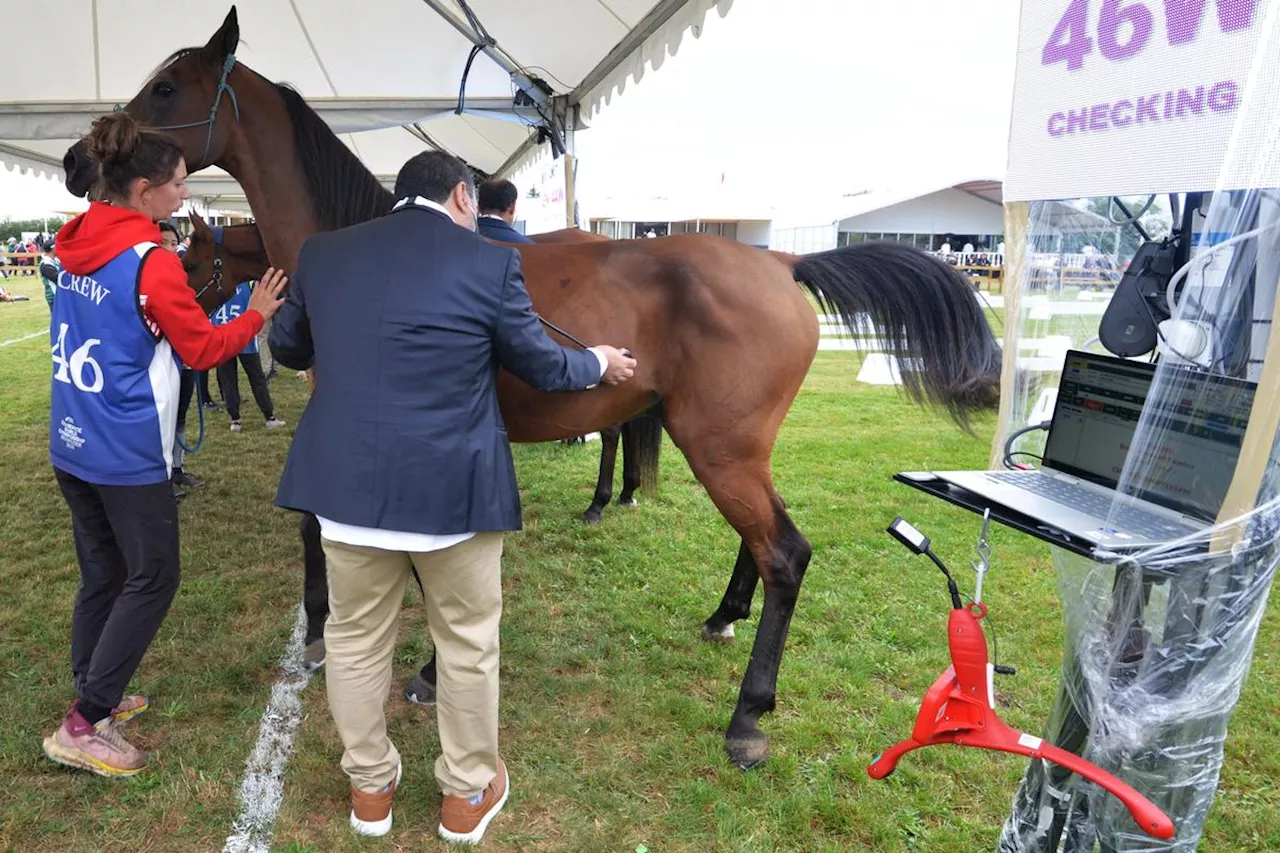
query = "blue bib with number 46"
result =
(210, 282, 258, 355)
(48, 242, 181, 486)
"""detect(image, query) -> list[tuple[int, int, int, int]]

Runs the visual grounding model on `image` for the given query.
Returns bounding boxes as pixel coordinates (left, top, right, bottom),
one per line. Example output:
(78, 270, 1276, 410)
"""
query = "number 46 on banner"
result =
(1043, 0, 1258, 72)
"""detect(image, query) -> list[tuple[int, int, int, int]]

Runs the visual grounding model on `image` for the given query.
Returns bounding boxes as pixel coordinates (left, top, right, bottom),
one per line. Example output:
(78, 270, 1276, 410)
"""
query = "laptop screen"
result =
(1042, 351, 1256, 522)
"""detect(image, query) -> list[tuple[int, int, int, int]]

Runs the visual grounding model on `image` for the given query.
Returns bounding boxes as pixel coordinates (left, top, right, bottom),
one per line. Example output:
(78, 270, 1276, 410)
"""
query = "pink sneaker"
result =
(42, 707, 148, 778)
(70, 694, 150, 724)
(109, 695, 149, 724)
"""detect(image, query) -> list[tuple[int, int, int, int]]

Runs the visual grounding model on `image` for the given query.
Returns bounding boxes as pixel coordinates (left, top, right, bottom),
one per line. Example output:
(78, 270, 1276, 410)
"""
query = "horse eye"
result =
(152, 81, 175, 98)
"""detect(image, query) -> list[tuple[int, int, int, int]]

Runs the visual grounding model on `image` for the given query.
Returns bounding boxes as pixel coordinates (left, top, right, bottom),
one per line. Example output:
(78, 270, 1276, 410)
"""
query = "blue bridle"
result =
(175, 223, 225, 457)
(192, 224, 226, 304)
(117, 53, 241, 170)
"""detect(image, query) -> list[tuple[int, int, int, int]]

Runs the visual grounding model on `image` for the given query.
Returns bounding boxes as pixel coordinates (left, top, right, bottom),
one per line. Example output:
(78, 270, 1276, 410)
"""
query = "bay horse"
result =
(65, 6, 1001, 769)
(180, 214, 662, 525)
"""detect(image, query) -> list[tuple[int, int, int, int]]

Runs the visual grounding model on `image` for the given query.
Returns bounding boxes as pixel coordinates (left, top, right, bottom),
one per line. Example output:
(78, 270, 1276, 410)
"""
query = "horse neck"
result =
(215, 73, 320, 270)
(228, 227, 270, 281)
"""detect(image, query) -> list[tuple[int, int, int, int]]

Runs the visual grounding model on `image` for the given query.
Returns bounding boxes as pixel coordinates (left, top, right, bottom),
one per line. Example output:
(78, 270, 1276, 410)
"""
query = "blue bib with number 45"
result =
(210, 282, 258, 355)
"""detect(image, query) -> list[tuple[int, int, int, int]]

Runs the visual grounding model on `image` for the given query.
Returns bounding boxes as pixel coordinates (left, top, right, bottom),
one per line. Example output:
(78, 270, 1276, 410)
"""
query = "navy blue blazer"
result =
(477, 215, 534, 244)
(269, 204, 603, 534)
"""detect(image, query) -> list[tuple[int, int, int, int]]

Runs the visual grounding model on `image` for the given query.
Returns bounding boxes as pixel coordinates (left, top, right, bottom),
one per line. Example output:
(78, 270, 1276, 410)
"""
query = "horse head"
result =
(182, 211, 269, 314)
(65, 6, 242, 198)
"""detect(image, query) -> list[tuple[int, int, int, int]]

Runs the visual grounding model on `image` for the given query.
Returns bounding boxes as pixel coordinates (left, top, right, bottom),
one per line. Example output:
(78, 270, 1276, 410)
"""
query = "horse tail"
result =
(625, 405, 664, 494)
(787, 242, 1002, 430)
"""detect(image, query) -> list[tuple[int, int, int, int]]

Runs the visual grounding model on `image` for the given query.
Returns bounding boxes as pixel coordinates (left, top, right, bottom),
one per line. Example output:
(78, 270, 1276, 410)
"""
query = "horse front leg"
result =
(617, 419, 641, 508)
(405, 649, 438, 706)
(700, 541, 760, 644)
(300, 511, 329, 673)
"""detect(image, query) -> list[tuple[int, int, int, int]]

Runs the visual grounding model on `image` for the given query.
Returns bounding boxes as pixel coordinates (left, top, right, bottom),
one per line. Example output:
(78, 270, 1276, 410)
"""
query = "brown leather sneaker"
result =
(439, 758, 509, 844)
(349, 762, 401, 837)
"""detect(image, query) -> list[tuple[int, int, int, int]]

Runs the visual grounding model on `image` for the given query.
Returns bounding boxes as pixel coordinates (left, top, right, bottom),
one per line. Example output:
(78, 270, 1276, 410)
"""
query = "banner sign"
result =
(514, 154, 571, 235)
(1005, 0, 1280, 201)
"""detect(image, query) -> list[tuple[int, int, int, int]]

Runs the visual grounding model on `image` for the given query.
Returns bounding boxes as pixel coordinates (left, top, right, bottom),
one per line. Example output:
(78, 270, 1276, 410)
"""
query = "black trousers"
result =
(175, 369, 216, 470)
(177, 369, 196, 434)
(176, 369, 213, 427)
(56, 468, 180, 720)
(217, 353, 275, 422)
(174, 370, 196, 472)
(198, 369, 213, 403)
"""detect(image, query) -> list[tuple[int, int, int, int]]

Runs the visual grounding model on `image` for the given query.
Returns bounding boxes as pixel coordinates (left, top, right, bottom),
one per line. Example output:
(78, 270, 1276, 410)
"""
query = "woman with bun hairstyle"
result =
(43, 112, 288, 777)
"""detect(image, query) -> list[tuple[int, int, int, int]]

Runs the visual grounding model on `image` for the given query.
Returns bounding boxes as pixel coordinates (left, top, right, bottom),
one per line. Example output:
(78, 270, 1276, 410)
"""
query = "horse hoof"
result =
(581, 510, 603, 525)
(404, 673, 437, 707)
(725, 730, 769, 770)
(700, 622, 735, 644)
(617, 497, 638, 508)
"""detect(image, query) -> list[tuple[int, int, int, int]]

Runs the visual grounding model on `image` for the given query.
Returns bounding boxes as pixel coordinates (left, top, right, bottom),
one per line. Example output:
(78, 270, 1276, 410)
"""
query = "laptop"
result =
(924, 350, 1257, 551)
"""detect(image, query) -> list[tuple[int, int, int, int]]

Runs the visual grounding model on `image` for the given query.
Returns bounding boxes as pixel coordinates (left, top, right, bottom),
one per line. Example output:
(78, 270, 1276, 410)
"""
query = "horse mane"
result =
(271, 83, 394, 231)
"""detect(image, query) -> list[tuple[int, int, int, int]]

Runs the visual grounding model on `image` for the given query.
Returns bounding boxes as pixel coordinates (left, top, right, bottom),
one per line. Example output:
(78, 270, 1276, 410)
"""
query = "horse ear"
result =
(190, 210, 212, 238)
(203, 6, 240, 60)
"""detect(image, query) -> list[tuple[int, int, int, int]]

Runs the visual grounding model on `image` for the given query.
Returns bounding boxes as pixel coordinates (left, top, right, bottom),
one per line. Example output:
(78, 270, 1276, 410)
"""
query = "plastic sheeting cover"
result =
(993, 184, 1280, 850)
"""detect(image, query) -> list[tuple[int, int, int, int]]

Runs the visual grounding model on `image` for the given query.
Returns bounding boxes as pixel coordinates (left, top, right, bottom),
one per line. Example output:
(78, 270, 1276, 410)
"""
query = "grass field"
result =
(2, 272, 1278, 852)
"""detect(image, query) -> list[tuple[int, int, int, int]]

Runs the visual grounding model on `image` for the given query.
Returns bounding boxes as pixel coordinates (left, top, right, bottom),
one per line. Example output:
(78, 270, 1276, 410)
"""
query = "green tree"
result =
(1057, 196, 1171, 258)
(1, 217, 68, 242)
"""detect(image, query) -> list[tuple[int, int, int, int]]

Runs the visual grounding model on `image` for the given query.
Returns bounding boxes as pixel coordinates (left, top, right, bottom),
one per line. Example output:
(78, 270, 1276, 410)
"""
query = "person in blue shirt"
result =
(210, 280, 286, 432)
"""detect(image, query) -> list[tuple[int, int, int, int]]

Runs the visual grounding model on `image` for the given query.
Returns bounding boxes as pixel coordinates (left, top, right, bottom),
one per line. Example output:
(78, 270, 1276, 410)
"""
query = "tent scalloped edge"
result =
(578, 0, 734, 123)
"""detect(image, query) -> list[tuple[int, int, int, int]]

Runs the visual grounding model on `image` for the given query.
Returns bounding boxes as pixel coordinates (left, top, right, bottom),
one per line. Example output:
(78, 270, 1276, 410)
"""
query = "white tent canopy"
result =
(0, 0, 733, 207)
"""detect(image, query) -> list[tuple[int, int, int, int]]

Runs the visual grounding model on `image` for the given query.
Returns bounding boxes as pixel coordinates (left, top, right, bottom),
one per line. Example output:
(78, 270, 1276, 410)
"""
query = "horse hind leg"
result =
(582, 424, 622, 524)
(668, 428, 812, 769)
(724, 493, 811, 769)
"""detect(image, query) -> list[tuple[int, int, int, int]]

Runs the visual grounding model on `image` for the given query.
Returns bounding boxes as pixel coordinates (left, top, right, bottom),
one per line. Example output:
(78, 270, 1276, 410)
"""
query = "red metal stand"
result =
(869, 595, 1174, 841)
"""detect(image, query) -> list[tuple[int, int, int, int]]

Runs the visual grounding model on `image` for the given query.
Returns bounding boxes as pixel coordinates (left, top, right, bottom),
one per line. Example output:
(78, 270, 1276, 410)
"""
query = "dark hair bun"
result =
(86, 112, 141, 168)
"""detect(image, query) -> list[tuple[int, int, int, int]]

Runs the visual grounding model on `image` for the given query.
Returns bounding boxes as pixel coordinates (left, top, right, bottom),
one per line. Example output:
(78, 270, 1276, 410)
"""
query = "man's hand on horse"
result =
(249, 268, 288, 320)
(597, 346, 637, 385)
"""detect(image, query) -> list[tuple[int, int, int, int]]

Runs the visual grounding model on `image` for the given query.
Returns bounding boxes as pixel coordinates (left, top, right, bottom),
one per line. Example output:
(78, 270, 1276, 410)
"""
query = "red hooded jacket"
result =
(56, 203, 262, 370)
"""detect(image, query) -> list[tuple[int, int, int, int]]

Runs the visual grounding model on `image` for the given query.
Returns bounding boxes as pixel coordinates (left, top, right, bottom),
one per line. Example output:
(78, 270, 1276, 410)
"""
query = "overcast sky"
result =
(0, 0, 1020, 220)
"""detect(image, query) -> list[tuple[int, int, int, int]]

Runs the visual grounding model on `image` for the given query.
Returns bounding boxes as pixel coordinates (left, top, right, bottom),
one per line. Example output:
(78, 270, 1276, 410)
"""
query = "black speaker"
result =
(1098, 240, 1178, 358)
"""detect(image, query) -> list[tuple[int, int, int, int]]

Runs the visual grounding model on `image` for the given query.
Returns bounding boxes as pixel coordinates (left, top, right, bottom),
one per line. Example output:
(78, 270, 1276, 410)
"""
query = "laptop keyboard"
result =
(986, 472, 1198, 540)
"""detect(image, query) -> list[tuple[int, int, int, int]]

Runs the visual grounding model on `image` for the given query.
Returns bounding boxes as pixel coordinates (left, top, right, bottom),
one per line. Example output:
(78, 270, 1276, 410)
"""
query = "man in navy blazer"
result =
(269, 151, 635, 844)
(476, 178, 534, 243)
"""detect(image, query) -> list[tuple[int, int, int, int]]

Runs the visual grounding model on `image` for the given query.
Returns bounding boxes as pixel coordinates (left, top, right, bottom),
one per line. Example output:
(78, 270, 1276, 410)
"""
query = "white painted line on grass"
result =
(222, 603, 312, 853)
(0, 328, 47, 347)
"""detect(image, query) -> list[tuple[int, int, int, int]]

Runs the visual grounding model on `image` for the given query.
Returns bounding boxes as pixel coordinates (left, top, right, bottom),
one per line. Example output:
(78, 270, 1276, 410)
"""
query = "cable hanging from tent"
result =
(445, 0, 568, 159)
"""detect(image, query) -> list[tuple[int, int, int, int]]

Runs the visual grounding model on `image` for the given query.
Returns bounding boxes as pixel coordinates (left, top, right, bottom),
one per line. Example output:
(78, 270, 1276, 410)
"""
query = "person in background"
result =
(0, 283, 27, 302)
(157, 220, 181, 254)
(43, 111, 286, 777)
(475, 179, 533, 244)
(39, 239, 61, 312)
(210, 280, 286, 433)
(269, 150, 636, 843)
(158, 221, 207, 499)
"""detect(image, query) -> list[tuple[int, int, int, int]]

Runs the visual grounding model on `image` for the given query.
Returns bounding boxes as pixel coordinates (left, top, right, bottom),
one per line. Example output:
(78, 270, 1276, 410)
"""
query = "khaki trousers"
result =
(321, 531, 504, 797)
